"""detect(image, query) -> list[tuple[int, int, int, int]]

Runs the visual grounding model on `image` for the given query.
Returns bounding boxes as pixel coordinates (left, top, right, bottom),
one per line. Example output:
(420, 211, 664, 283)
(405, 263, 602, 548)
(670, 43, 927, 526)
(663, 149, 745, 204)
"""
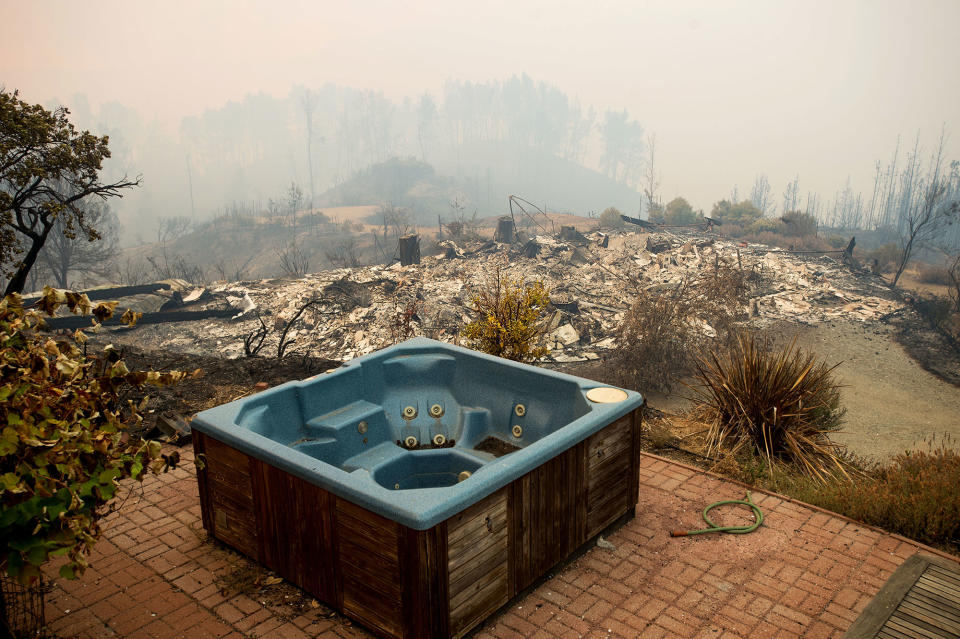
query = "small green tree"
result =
(598, 207, 625, 229)
(663, 197, 700, 226)
(462, 267, 550, 362)
(1, 288, 188, 587)
(780, 211, 817, 237)
(711, 199, 763, 227)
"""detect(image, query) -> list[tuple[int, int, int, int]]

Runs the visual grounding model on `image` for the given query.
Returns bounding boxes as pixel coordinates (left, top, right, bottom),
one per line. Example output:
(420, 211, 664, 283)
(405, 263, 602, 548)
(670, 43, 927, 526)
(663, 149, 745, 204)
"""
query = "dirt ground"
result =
(784, 318, 960, 460)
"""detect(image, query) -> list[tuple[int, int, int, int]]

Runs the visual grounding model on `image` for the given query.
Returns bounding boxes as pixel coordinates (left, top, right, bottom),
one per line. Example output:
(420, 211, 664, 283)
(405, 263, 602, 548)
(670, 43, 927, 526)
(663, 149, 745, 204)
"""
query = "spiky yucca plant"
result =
(694, 333, 847, 482)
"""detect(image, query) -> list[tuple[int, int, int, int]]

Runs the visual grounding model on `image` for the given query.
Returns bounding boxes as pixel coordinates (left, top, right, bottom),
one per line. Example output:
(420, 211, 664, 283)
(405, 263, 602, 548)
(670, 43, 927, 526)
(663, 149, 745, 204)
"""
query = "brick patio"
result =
(44, 448, 958, 638)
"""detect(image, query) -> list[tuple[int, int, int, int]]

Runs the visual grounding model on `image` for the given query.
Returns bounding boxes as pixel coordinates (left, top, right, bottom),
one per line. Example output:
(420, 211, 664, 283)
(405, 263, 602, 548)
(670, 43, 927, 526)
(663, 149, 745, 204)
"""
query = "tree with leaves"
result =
(711, 199, 764, 227)
(1, 90, 139, 295)
(663, 197, 700, 226)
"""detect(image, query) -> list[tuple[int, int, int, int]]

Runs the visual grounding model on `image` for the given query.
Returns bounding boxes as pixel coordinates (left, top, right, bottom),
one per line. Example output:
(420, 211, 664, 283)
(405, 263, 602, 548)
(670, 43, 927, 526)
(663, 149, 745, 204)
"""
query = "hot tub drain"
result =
(669, 491, 763, 537)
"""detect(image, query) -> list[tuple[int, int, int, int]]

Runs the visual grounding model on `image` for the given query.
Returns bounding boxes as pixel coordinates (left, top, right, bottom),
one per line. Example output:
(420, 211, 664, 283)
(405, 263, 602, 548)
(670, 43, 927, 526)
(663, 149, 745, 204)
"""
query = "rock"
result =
(596, 536, 616, 550)
(552, 324, 580, 347)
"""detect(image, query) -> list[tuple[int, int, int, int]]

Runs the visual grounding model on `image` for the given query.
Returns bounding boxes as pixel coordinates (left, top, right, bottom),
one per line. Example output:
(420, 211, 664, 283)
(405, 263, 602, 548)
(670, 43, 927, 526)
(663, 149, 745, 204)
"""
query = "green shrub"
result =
(598, 207, 625, 229)
(462, 267, 550, 362)
(693, 333, 846, 482)
(780, 211, 818, 237)
(663, 197, 700, 226)
(796, 441, 960, 546)
(746, 218, 785, 235)
(711, 199, 763, 227)
(1, 289, 188, 583)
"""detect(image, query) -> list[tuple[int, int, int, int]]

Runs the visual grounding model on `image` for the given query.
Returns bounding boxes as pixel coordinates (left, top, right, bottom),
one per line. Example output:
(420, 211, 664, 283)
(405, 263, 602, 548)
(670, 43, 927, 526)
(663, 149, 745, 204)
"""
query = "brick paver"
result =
(44, 449, 958, 638)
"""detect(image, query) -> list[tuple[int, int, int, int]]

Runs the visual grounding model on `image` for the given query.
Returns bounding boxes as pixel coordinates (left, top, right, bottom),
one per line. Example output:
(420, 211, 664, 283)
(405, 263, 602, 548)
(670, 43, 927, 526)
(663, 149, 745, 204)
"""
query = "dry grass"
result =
(791, 438, 960, 548)
(692, 333, 847, 482)
(613, 267, 751, 393)
(917, 264, 952, 285)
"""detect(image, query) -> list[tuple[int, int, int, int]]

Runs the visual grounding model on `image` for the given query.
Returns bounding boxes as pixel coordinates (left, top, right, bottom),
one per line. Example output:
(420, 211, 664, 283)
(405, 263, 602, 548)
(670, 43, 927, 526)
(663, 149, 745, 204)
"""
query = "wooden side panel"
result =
(193, 432, 213, 534)
(586, 414, 634, 538)
(251, 461, 337, 603)
(627, 409, 642, 509)
(336, 498, 404, 639)
(510, 442, 587, 593)
(447, 490, 509, 638)
(401, 524, 449, 639)
(202, 436, 259, 558)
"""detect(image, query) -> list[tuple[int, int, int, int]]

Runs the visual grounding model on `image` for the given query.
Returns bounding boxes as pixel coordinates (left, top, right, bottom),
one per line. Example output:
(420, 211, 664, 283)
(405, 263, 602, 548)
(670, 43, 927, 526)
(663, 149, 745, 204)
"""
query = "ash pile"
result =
(79, 228, 902, 364)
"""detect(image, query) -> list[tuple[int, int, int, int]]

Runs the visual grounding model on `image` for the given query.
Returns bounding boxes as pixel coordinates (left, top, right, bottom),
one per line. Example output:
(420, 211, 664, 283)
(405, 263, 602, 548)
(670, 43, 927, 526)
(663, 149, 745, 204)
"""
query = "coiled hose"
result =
(669, 491, 763, 537)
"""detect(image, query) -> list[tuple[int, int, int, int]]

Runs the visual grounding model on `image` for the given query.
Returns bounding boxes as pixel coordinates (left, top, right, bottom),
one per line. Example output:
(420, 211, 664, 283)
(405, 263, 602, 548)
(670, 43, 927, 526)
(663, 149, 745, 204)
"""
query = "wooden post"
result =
(398, 234, 421, 266)
(494, 217, 515, 243)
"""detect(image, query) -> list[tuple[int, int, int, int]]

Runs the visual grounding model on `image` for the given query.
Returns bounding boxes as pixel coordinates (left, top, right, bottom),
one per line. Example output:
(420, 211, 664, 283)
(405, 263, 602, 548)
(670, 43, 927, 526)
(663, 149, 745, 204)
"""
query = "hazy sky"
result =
(3, 0, 959, 212)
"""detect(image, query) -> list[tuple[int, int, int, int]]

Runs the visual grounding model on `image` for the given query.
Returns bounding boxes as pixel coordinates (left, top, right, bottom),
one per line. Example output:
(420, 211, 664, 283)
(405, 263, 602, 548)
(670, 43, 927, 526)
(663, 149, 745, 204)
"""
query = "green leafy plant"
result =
(1, 287, 188, 584)
(693, 333, 846, 482)
(462, 267, 549, 362)
(780, 211, 818, 237)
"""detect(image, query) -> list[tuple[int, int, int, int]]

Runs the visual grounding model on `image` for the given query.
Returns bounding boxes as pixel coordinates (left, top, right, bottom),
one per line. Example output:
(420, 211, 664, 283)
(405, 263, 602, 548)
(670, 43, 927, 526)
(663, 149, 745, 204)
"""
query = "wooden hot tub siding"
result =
(194, 408, 642, 639)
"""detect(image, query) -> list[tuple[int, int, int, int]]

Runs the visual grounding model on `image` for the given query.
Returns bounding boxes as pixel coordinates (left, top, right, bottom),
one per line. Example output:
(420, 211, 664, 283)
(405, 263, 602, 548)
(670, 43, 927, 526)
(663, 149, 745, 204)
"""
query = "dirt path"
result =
(784, 320, 960, 460)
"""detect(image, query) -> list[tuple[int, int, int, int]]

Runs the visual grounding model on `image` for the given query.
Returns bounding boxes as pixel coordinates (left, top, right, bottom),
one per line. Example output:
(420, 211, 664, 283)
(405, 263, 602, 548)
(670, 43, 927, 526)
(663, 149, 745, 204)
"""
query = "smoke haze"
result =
(3, 0, 958, 237)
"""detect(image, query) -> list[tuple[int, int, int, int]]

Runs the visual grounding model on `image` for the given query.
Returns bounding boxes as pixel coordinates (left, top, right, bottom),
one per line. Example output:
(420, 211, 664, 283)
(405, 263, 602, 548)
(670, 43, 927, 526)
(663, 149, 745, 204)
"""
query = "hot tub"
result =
(192, 337, 644, 638)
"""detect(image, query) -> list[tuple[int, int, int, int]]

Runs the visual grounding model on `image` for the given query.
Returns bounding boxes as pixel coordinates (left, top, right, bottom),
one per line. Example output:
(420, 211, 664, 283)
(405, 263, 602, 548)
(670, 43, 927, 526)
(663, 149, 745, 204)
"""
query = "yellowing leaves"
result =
(462, 266, 549, 362)
(1, 288, 192, 584)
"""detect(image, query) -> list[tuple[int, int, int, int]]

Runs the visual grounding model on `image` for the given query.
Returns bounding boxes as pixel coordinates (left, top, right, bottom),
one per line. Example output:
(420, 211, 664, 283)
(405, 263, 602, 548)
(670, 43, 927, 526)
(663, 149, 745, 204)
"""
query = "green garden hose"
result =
(669, 491, 763, 537)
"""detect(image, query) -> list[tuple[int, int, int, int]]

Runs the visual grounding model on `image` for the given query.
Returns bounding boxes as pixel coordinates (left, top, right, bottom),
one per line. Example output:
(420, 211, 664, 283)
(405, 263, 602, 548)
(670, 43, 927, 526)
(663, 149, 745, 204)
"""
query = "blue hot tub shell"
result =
(192, 337, 644, 531)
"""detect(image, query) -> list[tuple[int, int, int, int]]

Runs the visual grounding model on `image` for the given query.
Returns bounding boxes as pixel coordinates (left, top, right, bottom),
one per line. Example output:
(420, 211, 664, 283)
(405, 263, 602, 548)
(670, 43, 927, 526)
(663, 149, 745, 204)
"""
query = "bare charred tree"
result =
(278, 242, 309, 278)
(949, 252, 960, 312)
(888, 130, 960, 287)
(39, 198, 119, 288)
(642, 133, 661, 219)
(117, 256, 151, 286)
(297, 88, 321, 232)
(782, 175, 800, 214)
(749, 173, 774, 216)
(323, 236, 361, 268)
(146, 216, 204, 283)
(380, 204, 411, 240)
(286, 182, 303, 237)
(416, 94, 438, 164)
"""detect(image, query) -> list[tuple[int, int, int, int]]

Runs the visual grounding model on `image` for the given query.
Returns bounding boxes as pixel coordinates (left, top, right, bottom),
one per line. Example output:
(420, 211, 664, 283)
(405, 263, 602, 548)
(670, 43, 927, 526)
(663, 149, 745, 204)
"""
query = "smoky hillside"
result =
(56, 77, 646, 241)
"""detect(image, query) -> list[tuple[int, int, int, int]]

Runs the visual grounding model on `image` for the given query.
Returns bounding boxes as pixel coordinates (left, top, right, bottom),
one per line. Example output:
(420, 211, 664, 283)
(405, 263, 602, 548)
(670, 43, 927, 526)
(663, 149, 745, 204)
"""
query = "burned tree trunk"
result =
(398, 234, 421, 266)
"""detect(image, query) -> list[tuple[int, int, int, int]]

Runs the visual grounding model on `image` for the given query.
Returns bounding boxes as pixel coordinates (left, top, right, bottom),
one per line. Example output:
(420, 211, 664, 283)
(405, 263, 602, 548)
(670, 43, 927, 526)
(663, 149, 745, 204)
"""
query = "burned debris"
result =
(70, 226, 902, 367)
